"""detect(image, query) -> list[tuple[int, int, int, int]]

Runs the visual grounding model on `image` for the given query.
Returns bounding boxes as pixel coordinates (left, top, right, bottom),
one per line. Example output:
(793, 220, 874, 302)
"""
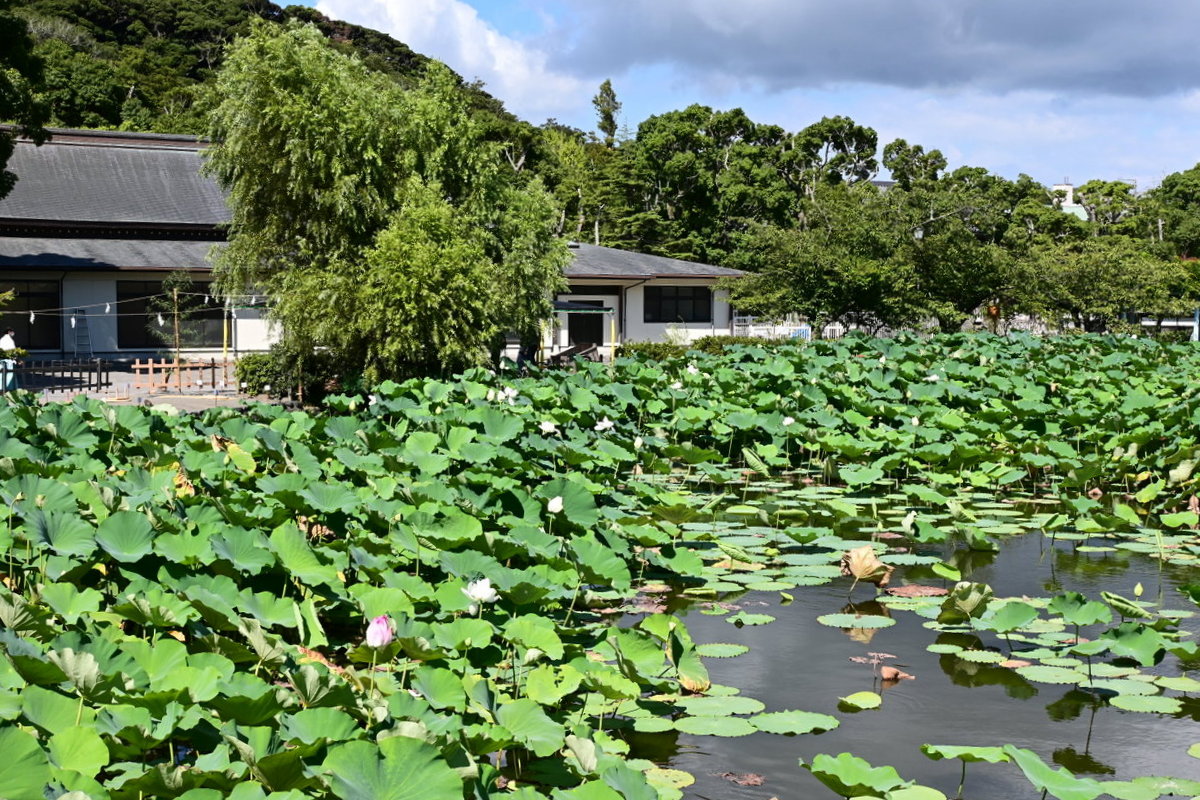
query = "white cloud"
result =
(316, 0, 586, 120)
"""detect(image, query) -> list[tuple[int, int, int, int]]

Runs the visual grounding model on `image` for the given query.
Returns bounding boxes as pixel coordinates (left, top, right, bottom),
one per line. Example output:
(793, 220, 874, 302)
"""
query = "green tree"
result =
(205, 21, 567, 382)
(592, 78, 620, 147)
(727, 182, 920, 332)
(0, 0, 49, 199)
(1011, 236, 1192, 332)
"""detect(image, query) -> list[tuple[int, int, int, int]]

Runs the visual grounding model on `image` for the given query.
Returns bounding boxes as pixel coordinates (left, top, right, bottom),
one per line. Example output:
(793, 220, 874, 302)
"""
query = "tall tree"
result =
(205, 21, 567, 381)
(0, 0, 49, 199)
(592, 78, 620, 147)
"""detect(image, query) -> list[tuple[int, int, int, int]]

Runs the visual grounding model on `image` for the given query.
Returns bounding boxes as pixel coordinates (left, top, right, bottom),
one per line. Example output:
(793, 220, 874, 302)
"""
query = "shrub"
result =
(236, 342, 358, 403)
(615, 341, 687, 360)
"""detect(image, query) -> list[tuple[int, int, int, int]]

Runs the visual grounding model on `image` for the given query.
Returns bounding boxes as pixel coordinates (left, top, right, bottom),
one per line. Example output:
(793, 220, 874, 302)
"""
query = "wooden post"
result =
(173, 288, 182, 393)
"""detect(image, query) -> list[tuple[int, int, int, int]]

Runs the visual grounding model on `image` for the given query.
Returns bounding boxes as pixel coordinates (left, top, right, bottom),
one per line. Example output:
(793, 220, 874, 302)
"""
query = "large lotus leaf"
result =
(839, 691, 883, 710)
(977, 601, 1039, 633)
(40, 584, 102, 625)
(411, 667, 467, 712)
(281, 708, 361, 745)
(496, 698, 566, 757)
(675, 695, 764, 716)
(0, 726, 51, 800)
(48, 725, 110, 778)
(25, 508, 95, 558)
(817, 613, 896, 629)
(21, 684, 95, 734)
(1101, 592, 1154, 621)
(749, 709, 840, 735)
(799, 752, 908, 797)
(1109, 695, 1182, 714)
(541, 477, 601, 527)
(1047, 593, 1112, 627)
(673, 716, 757, 736)
(921, 744, 1010, 764)
(1101, 622, 1167, 667)
(1002, 745, 1104, 800)
(95, 509, 155, 562)
(322, 738, 462, 800)
(269, 523, 339, 586)
(571, 533, 632, 591)
(937, 582, 994, 625)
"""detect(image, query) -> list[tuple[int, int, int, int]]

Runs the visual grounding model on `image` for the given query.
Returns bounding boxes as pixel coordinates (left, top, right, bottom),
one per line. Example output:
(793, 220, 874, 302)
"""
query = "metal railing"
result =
(0, 359, 111, 395)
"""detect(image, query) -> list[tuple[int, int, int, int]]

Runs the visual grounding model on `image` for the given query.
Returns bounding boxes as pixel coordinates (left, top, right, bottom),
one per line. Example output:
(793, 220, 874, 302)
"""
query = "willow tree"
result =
(204, 21, 567, 382)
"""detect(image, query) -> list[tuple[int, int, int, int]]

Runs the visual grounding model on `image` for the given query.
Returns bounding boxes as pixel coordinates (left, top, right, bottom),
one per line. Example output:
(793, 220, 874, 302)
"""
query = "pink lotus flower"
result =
(365, 615, 393, 648)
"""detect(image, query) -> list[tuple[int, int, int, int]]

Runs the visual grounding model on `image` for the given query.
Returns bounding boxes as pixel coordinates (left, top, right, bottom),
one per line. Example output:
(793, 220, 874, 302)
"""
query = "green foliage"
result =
(0, 0, 49, 199)
(206, 22, 567, 382)
(234, 341, 349, 401)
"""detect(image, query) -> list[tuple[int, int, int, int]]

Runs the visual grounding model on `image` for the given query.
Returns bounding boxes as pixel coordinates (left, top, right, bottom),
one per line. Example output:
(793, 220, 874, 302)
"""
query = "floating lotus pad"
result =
(676, 695, 765, 716)
(695, 643, 750, 658)
(749, 709, 840, 735)
(1015, 665, 1087, 684)
(673, 716, 758, 736)
(1109, 695, 1183, 714)
(817, 614, 897, 629)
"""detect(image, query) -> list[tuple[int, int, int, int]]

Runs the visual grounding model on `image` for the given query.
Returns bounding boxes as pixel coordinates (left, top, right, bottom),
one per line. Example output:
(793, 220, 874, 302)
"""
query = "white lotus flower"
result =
(463, 578, 499, 606)
(781, 416, 795, 427)
(911, 416, 920, 427)
(594, 417, 614, 432)
(634, 436, 644, 450)
(539, 420, 558, 434)
(669, 381, 683, 390)
(486, 389, 496, 401)
(547, 496, 564, 514)
(686, 364, 700, 375)
(878, 356, 887, 364)
(924, 374, 940, 382)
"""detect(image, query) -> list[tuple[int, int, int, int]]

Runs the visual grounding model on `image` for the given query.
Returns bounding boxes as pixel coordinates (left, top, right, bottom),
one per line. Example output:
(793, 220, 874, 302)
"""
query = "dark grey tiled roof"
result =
(0, 237, 220, 269)
(0, 138, 229, 226)
(565, 243, 742, 279)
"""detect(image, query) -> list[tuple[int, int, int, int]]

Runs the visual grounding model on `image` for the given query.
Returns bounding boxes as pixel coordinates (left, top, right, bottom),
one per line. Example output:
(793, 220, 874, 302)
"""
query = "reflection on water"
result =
(640, 491, 1200, 800)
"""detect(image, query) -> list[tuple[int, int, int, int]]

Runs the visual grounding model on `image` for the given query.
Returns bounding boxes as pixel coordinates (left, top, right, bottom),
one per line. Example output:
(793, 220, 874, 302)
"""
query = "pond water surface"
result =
(627, 491, 1200, 800)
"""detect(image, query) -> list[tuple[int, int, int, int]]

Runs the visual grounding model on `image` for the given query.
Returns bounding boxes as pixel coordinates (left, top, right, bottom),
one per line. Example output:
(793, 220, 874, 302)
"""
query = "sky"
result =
(309, 0, 1200, 190)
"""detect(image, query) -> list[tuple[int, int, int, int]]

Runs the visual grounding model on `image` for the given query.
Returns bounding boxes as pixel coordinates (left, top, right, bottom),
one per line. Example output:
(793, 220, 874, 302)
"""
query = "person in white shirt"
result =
(0, 329, 16, 390)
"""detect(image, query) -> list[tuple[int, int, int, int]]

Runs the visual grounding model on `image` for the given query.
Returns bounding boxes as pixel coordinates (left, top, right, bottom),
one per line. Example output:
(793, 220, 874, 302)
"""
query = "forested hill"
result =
(10, 0, 512, 133)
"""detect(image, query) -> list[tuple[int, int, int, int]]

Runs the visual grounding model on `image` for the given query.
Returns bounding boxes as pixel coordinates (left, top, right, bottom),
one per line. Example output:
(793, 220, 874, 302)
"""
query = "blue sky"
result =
(308, 0, 1200, 189)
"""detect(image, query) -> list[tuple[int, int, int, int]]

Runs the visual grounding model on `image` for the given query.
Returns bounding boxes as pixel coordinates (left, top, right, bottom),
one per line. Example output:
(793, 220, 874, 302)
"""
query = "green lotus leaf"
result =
(1109, 695, 1183, 714)
(695, 643, 750, 658)
(322, 737, 462, 800)
(673, 715, 757, 736)
(48, 726, 110, 778)
(1015, 666, 1086, 685)
(675, 695, 764, 716)
(1002, 745, 1104, 800)
(921, 744, 1010, 763)
(96, 509, 155, 562)
(496, 698, 566, 756)
(749, 709, 840, 735)
(0, 726, 51, 800)
(838, 691, 883, 710)
(799, 752, 908, 797)
(727, 612, 775, 626)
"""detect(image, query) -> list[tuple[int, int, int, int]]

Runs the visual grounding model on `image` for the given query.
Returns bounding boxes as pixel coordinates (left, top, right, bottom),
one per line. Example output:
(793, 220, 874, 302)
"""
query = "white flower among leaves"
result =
(539, 420, 558, 434)
(669, 381, 683, 390)
(634, 436, 644, 450)
(594, 417, 615, 432)
(547, 495, 564, 514)
(924, 374, 940, 382)
(878, 356, 887, 365)
(463, 578, 499, 615)
(911, 416, 920, 427)
(686, 364, 700, 375)
(781, 416, 795, 427)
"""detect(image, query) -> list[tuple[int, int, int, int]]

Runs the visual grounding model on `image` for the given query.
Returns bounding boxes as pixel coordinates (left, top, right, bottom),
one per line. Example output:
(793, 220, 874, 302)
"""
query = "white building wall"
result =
(56, 273, 275, 357)
(623, 283, 733, 343)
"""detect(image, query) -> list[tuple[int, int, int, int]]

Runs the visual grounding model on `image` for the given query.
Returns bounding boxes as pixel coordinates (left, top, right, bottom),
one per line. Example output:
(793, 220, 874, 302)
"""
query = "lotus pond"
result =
(3, 333, 1200, 800)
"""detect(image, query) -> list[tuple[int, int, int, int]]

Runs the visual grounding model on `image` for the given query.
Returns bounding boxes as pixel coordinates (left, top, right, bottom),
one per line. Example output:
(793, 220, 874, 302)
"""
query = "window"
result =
(643, 286, 712, 324)
(0, 280, 61, 350)
(117, 280, 225, 349)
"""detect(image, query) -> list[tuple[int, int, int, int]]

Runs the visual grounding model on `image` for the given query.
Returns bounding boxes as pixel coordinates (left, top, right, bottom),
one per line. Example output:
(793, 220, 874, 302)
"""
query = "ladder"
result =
(71, 309, 93, 358)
